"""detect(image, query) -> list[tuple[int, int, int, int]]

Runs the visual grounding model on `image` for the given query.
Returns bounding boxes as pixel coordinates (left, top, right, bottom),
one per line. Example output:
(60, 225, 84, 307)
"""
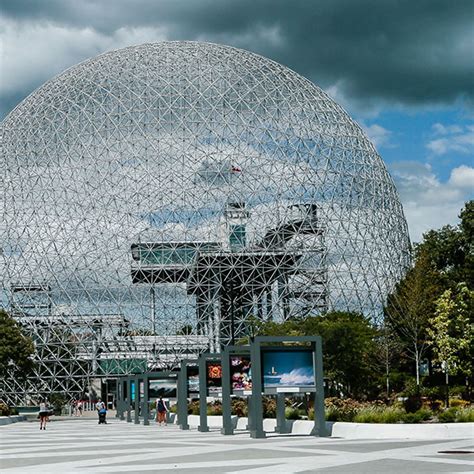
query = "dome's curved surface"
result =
(1, 41, 410, 399)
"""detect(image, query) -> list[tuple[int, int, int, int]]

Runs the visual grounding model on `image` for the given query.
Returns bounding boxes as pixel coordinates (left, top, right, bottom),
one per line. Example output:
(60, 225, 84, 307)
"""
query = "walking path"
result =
(0, 417, 472, 473)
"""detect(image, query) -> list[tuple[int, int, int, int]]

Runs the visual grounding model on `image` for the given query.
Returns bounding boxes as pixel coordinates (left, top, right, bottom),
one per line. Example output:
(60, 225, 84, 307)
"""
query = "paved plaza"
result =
(0, 418, 473, 473)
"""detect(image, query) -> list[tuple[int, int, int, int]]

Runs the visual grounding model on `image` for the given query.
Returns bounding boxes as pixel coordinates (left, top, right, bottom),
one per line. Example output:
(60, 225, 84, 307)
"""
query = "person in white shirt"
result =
(96, 398, 107, 424)
(39, 399, 49, 430)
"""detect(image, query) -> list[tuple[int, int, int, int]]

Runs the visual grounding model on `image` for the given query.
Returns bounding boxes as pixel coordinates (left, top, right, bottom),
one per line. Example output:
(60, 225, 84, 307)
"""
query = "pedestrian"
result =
(39, 399, 49, 430)
(96, 398, 107, 424)
(155, 396, 168, 426)
(77, 399, 83, 416)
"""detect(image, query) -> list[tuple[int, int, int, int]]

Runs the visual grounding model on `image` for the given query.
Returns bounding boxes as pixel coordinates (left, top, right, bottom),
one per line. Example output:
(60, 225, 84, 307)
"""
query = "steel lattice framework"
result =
(1, 42, 411, 404)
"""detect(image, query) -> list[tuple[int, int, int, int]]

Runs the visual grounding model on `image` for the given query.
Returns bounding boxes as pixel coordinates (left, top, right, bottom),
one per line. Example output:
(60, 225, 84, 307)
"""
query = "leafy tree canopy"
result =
(0, 309, 35, 380)
(415, 200, 473, 288)
(247, 311, 379, 398)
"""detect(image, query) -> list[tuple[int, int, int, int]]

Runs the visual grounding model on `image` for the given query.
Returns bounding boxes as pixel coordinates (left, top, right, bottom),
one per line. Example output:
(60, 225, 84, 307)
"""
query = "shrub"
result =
(353, 406, 405, 424)
(49, 393, 67, 415)
(262, 397, 276, 418)
(427, 399, 444, 412)
(0, 402, 11, 416)
(402, 409, 432, 424)
(187, 400, 200, 415)
(449, 385, 467, 398)
(285, 407, 301, 420)
(207, 401, 222, 416)
(231, 398, 248, 417)
(438, 407, 458, 423)
(169, 404, 177, 413)
(455, 407, 474, 422)
(404, 395, 423, 413)
(449, 399, 470, 408)
(324, 397, 364, 422)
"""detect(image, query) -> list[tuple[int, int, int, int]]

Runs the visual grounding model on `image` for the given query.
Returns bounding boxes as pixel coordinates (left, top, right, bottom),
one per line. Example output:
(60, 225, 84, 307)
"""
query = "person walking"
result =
(96, 398, 107, 424)
(77, 399, 83, 416)
(155, 396, 168, 426)
(39, 399, 49, 430)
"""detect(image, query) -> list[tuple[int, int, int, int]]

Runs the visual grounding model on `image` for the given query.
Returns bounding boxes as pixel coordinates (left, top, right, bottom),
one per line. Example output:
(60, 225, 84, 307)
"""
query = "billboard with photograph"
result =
(206, 361, 222, 395)
(261, 349, 314, 391)
(187, 366, 199, 397)
(148, 378, 177, 399)
(230, 355, 252, 392)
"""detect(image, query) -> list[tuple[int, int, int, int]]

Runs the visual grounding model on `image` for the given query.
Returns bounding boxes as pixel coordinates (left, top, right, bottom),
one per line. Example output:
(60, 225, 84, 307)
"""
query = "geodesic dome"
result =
(1, 41, 410, 401)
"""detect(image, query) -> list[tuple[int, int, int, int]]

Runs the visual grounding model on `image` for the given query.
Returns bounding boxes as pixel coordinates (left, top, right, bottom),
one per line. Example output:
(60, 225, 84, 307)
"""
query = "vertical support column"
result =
(198, 356, 209, 432)
(116, 379, 122, 418)
(250, 341, 265, 439)
(178, 361, 189, 430)
(150, 286, 156, 334)
(246, 395, 254, 431)
(134, 377, 140, 424)
(120, 380, 126, 421)
(126, 378, 132, 422)
(214, 296, 221, 351)
(143, 375, 150, 425)
(313, 338, 328, 437)
(221, 348, 233, 435)
(266, 290, 273, 321)
(115, 380, 120, 418)
(275, 394, 288, 433)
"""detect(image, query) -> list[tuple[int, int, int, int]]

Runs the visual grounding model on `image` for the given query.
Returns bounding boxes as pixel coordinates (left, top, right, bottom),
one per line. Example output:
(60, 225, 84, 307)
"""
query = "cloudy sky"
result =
(1, 0, 473, 243)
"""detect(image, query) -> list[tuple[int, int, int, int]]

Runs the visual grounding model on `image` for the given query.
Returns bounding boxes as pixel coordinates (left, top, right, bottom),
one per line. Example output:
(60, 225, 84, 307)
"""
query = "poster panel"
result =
(139, 381, 144, 401)
(187, 366, 199, 397)
(148, 378, 177, 399)
(261, 349, 314, 391)
(131, 380, 136, 402)
(230, 355, 252, 392)
(206, 361, 222, 396)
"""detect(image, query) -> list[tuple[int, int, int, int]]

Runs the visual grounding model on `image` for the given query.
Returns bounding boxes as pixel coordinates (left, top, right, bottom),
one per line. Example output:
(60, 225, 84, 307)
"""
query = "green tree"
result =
(250, 311, 379, 398)
(416, 200, 473, 288)
(0, 309, 35, 380)
(305, 312, 378, 398)
(427, 284, 474, 390)
(385, 250, 445, 386)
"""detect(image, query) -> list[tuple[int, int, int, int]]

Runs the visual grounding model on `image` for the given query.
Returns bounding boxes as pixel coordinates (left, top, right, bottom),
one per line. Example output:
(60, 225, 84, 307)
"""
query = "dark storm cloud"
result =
(1, 0, 473, 119)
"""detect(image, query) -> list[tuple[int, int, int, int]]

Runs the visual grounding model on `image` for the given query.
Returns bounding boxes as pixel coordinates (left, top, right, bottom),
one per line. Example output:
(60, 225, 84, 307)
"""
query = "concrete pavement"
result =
(0, 417, 472, 473)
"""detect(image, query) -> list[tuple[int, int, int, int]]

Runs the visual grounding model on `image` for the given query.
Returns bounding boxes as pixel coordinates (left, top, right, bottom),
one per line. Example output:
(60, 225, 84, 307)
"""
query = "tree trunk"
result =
(415, 347, 420, 387)
(445, 368, 449, 408)
(385, 339, 390, 399)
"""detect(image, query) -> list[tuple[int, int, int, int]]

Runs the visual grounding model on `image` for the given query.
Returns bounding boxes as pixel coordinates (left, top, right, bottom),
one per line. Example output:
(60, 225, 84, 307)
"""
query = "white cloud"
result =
(390, 161, 473, 242)
(431, 123, 463, 135)
(449, 164, 474, 188)
(361, 123, 393, 149)
(0, 18, 167, 104)
(426, 123, 474, 155)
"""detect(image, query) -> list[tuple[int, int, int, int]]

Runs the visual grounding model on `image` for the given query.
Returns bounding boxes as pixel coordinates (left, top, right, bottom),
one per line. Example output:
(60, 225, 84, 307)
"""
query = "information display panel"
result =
(131, 380, 136, 401)
(148, 378, 177, 399)
(230, 355, 252, 393)
(261, 348, 315, 393)
(187, 366, 199, 397)
(206, 361, 222, 396)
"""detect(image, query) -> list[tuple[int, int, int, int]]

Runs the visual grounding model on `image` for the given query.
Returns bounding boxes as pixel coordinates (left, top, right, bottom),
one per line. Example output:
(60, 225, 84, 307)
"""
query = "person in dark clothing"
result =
(156, 396, 167, 426)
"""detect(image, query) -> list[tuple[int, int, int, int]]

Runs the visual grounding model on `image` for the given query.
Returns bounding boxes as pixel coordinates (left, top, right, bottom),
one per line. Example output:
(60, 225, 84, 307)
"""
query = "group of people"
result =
(71, 399, 84, 416)
(37, 395, 169, 429)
